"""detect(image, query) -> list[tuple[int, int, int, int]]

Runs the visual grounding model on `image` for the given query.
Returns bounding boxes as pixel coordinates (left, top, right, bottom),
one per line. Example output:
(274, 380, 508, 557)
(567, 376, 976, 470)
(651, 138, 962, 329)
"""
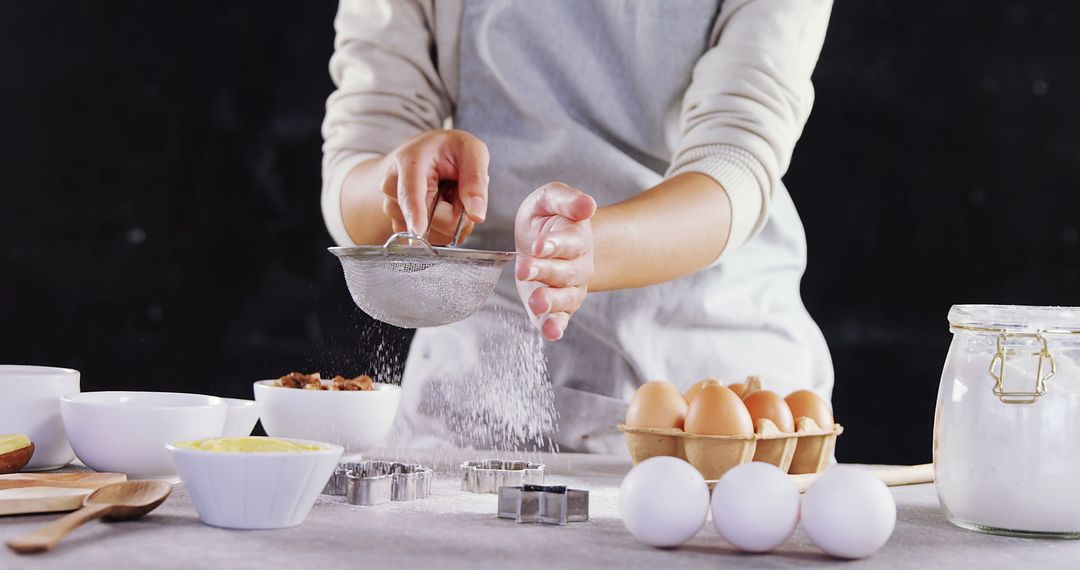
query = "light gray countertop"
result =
(2, 450, 1079, 569)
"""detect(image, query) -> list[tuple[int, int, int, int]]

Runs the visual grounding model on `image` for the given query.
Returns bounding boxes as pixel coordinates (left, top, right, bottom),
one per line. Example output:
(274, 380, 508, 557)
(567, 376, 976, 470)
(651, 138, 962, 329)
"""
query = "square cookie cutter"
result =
(323, 461, 433, 506)
(498, 485, 589, 525)
(460, 459, 545, 493)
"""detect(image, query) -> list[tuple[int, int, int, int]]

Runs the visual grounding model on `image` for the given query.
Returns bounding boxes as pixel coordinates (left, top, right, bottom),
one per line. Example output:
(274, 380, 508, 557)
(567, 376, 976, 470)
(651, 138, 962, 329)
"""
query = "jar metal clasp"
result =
(988, 332, 1057, 404)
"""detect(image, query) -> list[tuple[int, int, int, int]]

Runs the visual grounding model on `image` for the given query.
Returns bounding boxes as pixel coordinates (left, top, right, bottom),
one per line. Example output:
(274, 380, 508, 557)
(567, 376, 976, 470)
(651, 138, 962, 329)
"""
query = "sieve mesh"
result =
(334, 248, 511, 329)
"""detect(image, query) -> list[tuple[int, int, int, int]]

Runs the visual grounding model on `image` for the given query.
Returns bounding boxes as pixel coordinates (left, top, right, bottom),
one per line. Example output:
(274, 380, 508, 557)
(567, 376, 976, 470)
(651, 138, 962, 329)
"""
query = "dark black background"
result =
(2, 1, 1077, 464)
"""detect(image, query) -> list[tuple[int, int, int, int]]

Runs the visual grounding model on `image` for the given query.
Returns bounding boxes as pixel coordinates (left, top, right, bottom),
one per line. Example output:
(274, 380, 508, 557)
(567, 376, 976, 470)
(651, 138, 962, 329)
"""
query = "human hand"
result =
(514, 182, 598, 341)
(381, 129, 489, 244)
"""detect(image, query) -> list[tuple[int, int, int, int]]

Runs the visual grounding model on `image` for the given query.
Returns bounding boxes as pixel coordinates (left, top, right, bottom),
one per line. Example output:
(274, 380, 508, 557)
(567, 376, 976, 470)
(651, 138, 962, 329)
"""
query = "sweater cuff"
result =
(321, 152, 382, 247)
(667, 144, 769, 262)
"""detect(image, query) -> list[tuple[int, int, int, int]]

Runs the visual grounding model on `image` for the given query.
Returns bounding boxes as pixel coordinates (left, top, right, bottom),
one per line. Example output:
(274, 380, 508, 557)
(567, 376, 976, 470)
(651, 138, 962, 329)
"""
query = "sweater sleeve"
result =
(667, 0, 833, 260)
(321, 0, 452, 246)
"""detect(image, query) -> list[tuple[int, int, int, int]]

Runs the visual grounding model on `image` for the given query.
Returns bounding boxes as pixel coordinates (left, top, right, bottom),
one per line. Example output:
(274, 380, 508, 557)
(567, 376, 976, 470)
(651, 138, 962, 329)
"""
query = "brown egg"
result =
(728, 382, 746, 398)
(785, 390, 834, 430)
(625, 381, 688, 429)
(742, 390, 795, 433)
(684, 384, 754, 436)
(685, 378, 722, 403)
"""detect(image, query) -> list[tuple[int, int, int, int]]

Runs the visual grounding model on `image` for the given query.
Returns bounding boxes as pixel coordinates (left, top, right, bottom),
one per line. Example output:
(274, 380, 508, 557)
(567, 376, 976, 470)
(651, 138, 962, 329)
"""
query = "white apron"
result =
(392, 0, 833, 453)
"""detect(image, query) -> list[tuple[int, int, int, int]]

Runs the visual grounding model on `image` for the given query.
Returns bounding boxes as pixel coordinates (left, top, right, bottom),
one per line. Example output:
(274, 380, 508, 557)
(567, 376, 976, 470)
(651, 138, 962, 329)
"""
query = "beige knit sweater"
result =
(321, 0, 832, 259)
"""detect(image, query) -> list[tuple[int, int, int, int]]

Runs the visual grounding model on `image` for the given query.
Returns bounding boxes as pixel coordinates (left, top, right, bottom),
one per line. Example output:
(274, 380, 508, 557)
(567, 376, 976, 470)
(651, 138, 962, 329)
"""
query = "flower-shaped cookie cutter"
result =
(460, 459, 545, 493)
(323, 461, 432, 506)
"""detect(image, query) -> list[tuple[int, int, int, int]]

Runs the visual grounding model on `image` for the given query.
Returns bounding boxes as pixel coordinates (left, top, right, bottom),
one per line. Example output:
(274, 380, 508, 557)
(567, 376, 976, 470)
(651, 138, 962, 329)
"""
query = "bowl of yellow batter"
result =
(166, 436, 343, 529)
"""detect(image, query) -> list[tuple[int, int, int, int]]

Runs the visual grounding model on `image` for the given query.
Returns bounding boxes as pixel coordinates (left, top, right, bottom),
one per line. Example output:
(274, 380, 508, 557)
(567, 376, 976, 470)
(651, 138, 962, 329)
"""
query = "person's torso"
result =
(399, 0, 833, 453)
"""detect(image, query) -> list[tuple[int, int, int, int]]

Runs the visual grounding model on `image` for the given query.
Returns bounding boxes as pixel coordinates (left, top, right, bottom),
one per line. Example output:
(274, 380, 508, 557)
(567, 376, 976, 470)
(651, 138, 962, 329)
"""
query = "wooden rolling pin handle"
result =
(875, 463, 935, 487)
(6, 503, 114, 554)
(790, 463, 934, 493)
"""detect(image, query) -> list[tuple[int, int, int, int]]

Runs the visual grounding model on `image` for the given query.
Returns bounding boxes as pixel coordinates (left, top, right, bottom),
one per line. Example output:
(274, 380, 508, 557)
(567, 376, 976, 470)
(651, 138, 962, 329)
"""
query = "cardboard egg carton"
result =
(618, 377, 843, 480)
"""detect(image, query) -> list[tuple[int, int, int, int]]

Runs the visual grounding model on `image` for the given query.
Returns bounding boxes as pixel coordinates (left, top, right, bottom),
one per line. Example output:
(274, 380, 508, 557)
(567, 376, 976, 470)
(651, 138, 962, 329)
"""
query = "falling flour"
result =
(361, 301, 559, 456)
(432, 305, 557, 451)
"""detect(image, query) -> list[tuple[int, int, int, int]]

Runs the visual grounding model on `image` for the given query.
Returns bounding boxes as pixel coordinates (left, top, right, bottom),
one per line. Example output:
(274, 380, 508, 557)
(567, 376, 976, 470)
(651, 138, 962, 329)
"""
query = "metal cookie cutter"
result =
(323, 461, 433, 506)
(498, 485, 589, 525)
(323, 462, 363, 496)
(461, 459, 545, 494)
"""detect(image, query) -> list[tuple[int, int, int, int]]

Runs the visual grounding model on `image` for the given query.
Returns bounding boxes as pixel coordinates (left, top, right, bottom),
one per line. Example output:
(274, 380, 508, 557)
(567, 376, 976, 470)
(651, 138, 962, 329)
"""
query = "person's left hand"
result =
(514, 182, 598, 341)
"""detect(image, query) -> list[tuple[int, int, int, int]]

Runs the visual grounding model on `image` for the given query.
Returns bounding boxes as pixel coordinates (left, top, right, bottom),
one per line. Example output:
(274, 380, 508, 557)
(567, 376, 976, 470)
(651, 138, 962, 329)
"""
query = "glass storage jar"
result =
(935, 305, 1080, 538)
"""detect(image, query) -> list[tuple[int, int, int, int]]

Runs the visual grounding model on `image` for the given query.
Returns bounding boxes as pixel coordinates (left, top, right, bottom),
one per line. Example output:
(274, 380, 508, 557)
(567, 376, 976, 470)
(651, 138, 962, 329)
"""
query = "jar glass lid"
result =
(949, 304, 1080, 334)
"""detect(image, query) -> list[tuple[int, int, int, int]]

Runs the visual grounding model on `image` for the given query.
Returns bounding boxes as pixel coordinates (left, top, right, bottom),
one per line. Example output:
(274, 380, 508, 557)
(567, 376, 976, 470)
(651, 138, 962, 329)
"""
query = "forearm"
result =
(340, 156, 395, 245)
(589, 173, 732, 292)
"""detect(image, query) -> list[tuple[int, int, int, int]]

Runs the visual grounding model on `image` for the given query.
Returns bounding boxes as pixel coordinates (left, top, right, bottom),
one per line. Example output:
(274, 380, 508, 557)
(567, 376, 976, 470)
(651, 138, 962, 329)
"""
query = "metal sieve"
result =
(329, 205, 514, 329)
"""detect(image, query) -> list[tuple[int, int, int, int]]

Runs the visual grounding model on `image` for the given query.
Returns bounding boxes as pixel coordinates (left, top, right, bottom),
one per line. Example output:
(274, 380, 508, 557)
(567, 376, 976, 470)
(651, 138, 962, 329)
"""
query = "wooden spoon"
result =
(6, 480, 172, 554)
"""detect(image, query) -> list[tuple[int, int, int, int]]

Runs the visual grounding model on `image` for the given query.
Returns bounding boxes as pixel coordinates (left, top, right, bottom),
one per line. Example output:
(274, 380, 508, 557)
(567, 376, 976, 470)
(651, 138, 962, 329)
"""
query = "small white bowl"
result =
(166, 437, 343, 529)
(253, 380, 401, 455)
(222, 398, 261, 437)
(0, 365, 81, 470)
(61, 392, 227, 479)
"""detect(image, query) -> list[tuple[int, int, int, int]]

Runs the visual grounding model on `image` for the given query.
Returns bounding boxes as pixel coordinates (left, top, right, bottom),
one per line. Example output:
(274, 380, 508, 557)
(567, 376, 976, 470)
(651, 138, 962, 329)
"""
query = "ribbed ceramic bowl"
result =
(166, 437, 343, 529)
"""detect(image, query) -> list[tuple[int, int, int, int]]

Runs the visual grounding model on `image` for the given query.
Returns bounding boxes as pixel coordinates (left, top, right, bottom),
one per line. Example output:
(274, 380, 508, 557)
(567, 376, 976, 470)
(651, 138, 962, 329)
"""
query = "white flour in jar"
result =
(935, 340, 1080, 532)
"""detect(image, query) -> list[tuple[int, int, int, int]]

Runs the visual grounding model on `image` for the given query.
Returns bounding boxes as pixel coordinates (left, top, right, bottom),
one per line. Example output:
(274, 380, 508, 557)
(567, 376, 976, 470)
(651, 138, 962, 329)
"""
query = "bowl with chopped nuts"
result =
(252, 372, 401, 455)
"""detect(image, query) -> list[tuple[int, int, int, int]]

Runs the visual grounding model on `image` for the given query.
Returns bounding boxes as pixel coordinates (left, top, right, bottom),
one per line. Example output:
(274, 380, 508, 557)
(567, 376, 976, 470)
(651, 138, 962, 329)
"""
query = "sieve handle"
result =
(449, 210, 467, 248)
(382, 232, 437, 255)
(423, 180, 468, 249)
(420, 186, 442, 242)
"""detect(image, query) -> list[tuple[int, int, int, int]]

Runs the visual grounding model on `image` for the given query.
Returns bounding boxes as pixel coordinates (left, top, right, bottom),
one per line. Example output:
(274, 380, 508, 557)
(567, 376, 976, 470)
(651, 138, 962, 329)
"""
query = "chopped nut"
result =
(277, 371, 375, 391)
(332, 374, 374, 391)
(278, 371, 323, 390)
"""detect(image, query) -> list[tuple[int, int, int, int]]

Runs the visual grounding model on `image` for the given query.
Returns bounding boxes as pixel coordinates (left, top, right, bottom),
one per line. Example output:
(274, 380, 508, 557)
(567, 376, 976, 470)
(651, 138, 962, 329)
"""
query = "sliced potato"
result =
(0, 434, 35, 474)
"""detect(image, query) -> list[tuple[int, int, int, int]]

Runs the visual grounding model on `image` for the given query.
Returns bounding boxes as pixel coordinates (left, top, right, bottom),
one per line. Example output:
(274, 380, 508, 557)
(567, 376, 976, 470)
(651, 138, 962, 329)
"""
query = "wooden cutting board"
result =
(0, 472, 127, 516)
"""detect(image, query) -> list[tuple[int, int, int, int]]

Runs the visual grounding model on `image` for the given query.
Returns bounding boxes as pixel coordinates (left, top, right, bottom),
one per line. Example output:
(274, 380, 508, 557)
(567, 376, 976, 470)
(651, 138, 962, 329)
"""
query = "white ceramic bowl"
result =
(166, 437, 343, 529)
(61, 392, 227, 478)
(222, 398, 261, 437)
(253, 380, 401, 455)
(0, 365, 81, 470)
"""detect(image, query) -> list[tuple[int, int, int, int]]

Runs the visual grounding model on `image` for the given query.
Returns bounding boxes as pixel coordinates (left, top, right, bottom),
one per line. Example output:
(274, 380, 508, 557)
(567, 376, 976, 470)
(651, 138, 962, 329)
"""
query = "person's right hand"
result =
(381, 130, 490, 244)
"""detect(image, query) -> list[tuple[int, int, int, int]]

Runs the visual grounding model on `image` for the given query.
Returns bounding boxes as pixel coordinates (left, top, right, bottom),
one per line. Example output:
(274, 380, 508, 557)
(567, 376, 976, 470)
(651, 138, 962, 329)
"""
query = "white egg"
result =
(801, 467, 897, 559)
(620, 456, 710, 547)
(711, 462, 799, 552)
